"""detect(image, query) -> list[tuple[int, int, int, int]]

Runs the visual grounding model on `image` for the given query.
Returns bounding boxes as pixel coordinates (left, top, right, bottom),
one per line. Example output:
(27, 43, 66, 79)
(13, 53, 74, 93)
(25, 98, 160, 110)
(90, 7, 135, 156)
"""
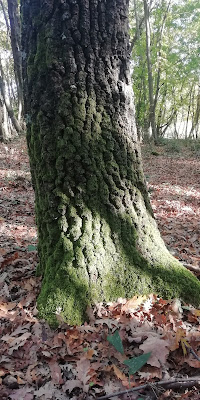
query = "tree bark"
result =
(190, 83, 200, 139)
(7, 0, 23, 121)
(0, 57, 21, 134)
(143, 0, 157, 141)
(21, 0, 200, 326)
(0, 0, 10, 35)
(0, 96, 4, 141)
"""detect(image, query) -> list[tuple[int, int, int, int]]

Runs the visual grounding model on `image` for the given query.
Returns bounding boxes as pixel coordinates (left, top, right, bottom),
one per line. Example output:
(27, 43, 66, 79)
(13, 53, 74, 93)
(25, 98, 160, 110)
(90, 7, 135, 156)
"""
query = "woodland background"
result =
(0, 1, 200, 399)
(0, 0, 199, 142)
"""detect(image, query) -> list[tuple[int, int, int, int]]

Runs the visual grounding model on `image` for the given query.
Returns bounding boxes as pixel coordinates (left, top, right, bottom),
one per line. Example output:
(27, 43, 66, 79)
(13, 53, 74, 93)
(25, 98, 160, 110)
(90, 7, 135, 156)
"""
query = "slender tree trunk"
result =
(143, 0, 157, 141)
(22, 0, 200, 326)
(130, 0, 144, 52)
(185, 86, 193, 139)
(0, 58, 21, 134)
(133, 0, 140, 40)
(0, 0, 10, 35)
(7, 0, 23, 121)
(0, 93, 13, 142)
(190, 84, 200, 139)
(0, 96, 4, 141)
(153, 2, 170, 137)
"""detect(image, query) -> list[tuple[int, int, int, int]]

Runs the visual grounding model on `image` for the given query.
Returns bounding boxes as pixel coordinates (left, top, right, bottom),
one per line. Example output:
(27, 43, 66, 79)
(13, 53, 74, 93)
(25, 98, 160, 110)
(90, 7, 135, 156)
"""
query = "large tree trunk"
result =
(21, 0, 200, 326)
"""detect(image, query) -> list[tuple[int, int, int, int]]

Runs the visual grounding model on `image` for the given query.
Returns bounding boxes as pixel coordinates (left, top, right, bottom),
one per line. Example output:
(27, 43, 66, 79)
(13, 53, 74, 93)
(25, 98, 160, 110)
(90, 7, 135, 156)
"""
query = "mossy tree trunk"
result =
(21, 0, 200, 326)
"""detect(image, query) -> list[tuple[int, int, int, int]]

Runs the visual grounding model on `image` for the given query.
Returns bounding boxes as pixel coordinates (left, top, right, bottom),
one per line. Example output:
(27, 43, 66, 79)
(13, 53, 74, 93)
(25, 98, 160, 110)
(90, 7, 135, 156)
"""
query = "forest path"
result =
(0, 137, 200, 400)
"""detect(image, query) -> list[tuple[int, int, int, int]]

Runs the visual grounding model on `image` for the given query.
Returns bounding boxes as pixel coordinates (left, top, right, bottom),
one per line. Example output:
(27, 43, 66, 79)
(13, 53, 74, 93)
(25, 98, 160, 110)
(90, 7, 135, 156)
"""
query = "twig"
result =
(95, 376, 200, 400)
(189, 348, 200, 361)
(184, 341, 200, 361)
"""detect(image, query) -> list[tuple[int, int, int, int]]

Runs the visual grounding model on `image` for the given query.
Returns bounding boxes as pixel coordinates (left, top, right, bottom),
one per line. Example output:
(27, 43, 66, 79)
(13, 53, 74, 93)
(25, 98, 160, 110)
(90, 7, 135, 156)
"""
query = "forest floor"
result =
(1, 137, 200, 400)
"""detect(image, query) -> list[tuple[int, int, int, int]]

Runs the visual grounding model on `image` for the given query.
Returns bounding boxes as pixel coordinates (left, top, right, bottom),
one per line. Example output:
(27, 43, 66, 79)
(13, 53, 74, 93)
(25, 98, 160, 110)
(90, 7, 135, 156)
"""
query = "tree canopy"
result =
(130, 0, 200, 139)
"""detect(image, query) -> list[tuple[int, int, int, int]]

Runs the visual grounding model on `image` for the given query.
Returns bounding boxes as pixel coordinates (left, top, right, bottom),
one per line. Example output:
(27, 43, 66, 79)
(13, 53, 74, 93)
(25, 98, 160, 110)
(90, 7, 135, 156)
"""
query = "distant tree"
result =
(7, 0, 23, 121)
(131, 0, 200, 139)
(22, 0, 200, 326)
(0, 0, 22, 140)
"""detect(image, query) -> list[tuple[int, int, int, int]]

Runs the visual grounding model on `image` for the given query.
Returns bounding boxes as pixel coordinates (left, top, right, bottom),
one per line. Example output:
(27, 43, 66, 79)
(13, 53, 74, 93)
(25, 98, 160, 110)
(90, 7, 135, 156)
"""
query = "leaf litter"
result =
(0, 139, 200, 399)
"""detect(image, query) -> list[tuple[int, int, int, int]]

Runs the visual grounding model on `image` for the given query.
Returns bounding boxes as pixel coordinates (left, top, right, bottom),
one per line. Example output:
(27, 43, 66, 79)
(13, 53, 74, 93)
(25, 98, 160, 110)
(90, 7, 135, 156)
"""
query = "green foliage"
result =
(165, 139, 181, 153)
(131, 0, 200, 139)
(107, 330, 124, 355)
(27, 244, 37, 251)
(107, 330, 151, 375)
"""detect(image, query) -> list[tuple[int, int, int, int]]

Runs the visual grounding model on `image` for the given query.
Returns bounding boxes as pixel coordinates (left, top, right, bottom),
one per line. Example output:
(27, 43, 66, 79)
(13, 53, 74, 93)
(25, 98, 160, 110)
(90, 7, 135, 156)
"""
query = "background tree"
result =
(7, 0, 23, 122)
(131, 0, 200, 140)
(21, 0, 200, 326)
(0, 0, 22, 140)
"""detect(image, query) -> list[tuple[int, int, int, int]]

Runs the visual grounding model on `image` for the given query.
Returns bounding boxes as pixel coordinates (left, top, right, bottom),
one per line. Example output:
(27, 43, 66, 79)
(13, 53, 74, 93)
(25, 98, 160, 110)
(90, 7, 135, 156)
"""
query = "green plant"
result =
(107, 330, 151, 375)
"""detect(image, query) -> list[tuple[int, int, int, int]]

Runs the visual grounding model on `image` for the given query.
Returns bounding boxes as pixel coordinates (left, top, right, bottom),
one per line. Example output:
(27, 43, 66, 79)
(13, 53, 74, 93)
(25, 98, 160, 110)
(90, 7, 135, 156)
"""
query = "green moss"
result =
(29, 94, 200, 327)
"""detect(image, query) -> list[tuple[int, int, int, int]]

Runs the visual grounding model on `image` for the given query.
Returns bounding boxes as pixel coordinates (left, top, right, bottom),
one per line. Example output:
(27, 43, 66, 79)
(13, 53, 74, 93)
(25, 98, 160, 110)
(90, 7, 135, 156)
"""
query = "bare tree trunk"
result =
(143, 0, 157, 142)
(7, 0, 23, 122)
(0, 58, 21, 133)
(185, 86, 194, 139)
(0, 96, 4, 141)
(190, 83, 200, 139)
(133, 0, 140, 40)
(0, 0, 10, 35)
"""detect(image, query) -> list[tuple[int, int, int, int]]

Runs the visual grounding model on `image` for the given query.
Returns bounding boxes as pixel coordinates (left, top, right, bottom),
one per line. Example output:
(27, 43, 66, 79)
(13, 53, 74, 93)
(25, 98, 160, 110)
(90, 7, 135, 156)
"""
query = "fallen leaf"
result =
(62, 379, 83, 393)
(48, 359, 63, 385)
(112, 365, 127, 381)
(76, 357, 91, 391)
(122, 296, 147, 312)
(124, 352, 151, 374)
(139, 337, 170, 368)
(107, 330, 124, 354)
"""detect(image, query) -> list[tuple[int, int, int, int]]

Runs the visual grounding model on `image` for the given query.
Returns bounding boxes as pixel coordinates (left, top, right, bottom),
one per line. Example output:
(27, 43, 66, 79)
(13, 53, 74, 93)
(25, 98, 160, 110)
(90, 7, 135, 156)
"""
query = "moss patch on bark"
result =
(21, 0, 200, 328)
(36, 199, 200, 327)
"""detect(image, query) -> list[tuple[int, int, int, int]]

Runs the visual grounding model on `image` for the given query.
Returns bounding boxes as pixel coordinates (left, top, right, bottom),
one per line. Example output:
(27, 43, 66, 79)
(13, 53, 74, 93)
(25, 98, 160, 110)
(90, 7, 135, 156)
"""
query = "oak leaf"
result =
(139, 336, 169, 368)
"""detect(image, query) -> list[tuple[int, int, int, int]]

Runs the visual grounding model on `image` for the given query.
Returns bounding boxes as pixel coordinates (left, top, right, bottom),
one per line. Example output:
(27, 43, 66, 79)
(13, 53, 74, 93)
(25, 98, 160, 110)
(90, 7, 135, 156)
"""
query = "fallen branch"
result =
(184, 341, 200, 362)
(96, 376, 200, 400)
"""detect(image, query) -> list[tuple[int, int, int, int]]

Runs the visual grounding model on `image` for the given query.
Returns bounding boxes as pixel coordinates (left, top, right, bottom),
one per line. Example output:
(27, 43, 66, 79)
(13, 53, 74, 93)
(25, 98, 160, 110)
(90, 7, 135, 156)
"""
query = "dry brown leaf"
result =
(48, 359, 63, 385)
(42, 351, 52, 358)
(170, 328, 186, 351)
(139, 336, 170, 368)
(17, 376, 26, 385)
(85, 349, 94, 359)
(0, 302, 17, 311)
(62, 379, 83, 393)
(9, 387, 34, 400)
(138, 366, 163, 380)
(112, 364, 127, 381)
(122, 295, 147, 312)
(76, 357, 91, 391)
(94, 318, 119, 329)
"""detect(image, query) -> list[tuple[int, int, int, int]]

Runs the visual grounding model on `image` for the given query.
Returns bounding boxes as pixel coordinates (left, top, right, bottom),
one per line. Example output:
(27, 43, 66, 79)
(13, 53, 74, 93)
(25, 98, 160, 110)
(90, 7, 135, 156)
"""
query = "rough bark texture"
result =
(21, 0, 200, 326)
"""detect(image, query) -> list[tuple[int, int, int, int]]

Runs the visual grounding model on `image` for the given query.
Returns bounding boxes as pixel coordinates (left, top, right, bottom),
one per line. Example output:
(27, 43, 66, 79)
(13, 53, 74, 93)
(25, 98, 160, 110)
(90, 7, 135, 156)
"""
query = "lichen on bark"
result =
(21, 0, 200, 326)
